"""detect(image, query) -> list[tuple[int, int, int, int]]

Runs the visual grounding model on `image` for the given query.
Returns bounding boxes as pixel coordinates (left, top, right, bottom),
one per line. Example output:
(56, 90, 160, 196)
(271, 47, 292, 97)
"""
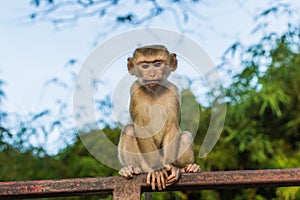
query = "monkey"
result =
(118, 45, 200, 191)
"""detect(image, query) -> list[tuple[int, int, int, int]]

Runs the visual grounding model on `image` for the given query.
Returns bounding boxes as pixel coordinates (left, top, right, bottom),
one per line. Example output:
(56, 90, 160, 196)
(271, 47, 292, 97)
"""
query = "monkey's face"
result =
(128, 52, 177, 88)
(136, 58, 169, 87)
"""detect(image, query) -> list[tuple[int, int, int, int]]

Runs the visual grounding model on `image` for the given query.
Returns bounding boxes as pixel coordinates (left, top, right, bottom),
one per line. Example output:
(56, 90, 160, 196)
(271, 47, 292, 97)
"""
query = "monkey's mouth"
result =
(141, 80, 163, 88)
(143, 79, 161, 84)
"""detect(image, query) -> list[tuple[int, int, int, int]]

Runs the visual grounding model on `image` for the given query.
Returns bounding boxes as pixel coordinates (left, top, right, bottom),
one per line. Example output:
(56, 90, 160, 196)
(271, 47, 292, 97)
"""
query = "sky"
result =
(0, 0, 299, 154)
(0, 0, 260, 112)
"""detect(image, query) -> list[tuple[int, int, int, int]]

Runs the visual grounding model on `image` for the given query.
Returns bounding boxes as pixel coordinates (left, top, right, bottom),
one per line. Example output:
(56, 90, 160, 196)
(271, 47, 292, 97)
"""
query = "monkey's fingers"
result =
(146, 172, 156, 190)
(162, 168, 169, 178)
(119, 169, 133, 178)
(166, 175, 179, 186)
(157, 170, 167, 190)
(119, 169, 132, 178)
(164, 164, 171, 170)
(119, 166, 134, 178)
(185, 164, 201, 173)
(180, 168, 186, 173)
(166, 167, 181, 186)
(146, 172, 151, 185)
(166, 167, 180, 181)
(133, 166, 141, 174)
(155, 171, 163, 191)
(151, 172, 157, 191)
(160, 172, 167, 190)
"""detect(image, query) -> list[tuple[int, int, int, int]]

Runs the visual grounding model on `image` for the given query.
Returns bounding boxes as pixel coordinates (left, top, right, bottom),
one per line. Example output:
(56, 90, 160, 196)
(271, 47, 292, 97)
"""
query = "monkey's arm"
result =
(161, 125, 181, 165)
(159, 125, 182, 185)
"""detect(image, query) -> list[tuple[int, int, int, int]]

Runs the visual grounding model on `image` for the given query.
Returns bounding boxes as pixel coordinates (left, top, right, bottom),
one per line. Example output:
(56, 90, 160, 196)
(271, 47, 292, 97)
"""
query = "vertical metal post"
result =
(144, 192, 152, 200)
(113, 179, 142, 200)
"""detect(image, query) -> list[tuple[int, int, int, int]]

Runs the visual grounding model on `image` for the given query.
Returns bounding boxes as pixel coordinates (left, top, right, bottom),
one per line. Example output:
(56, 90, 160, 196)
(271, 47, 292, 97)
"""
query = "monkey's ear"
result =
(169, 53, 177, 71)
(127, 57, 135, 75)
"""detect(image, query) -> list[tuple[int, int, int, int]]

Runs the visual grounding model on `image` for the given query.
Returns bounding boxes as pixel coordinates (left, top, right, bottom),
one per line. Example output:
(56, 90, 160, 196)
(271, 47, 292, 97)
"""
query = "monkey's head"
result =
(127, 45, 177, 88)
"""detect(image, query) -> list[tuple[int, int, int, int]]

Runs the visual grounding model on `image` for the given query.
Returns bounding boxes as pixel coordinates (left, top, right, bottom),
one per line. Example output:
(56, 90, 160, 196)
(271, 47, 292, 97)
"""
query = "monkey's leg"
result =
(118, 125, 143, 178)
(175, 131, 200, 173)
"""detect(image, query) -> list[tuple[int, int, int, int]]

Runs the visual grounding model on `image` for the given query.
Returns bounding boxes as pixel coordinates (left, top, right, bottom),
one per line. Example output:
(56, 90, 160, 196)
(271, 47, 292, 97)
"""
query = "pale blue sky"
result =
(0, 0, 257, 113)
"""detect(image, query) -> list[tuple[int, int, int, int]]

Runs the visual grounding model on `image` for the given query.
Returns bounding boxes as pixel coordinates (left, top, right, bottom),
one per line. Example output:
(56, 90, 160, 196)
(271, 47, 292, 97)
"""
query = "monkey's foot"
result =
(181, 163, 201, 173)
(119, 165, 141, 179)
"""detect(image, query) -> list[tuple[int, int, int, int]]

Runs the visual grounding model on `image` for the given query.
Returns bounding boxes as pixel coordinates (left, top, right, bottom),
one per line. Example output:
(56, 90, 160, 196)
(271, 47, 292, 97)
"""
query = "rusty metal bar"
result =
(0, 168, 300, 199)
(158, 168, 300, 191)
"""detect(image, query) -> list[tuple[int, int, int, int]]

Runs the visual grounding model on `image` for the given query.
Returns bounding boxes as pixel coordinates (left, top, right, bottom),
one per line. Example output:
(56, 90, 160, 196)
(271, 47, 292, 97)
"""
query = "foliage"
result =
(0, 79, 10, 152)
(202, 25, 300, 199)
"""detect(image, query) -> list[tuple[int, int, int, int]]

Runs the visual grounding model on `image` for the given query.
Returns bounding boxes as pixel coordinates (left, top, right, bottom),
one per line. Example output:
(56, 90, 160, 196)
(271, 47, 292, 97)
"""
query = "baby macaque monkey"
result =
(118, 45, 200, 191)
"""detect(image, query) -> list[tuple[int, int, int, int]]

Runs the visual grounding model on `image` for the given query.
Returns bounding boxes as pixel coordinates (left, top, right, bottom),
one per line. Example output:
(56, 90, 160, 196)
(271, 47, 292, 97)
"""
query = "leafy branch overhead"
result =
(29, 0, 201, 30)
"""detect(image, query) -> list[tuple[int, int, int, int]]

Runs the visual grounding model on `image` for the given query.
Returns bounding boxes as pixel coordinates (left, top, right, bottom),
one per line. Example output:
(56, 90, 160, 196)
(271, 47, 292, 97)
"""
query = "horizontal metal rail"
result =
(1, 168, 300, 199)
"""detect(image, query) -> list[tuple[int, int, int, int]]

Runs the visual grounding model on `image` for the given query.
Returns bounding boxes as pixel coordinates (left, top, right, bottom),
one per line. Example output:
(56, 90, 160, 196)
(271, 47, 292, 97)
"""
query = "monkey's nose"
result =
(150, 71, 156, 77)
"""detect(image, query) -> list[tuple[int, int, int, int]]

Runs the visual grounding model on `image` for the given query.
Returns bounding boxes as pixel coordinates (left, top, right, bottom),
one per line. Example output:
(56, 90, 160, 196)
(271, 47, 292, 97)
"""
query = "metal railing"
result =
(1, 168, 300, 199)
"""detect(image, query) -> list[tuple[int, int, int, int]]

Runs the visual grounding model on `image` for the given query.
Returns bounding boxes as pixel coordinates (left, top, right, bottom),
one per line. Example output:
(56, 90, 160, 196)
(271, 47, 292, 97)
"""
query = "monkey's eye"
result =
(153, 61, 162, 68)
(141, 63, 150, 69)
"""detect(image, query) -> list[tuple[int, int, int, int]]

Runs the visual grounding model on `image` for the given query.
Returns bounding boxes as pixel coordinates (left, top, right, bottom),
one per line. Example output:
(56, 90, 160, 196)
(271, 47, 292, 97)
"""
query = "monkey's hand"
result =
(164, 164, 181, 186)
(119, 165, 141, 179)
(181, 163, 201, 173)
(146, 168, 169, 191)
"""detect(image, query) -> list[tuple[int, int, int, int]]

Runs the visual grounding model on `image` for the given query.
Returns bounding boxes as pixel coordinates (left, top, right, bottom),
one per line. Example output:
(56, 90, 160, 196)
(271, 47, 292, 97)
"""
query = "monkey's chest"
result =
(131, 102, 177, 143)
(132, 99, 176, 124)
